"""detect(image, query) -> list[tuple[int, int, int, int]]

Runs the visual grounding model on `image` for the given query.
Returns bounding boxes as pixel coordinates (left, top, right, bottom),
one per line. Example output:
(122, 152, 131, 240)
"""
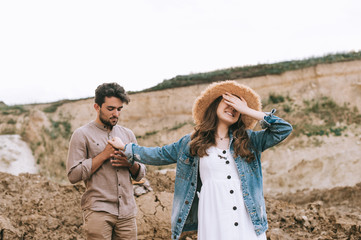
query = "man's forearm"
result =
(129, 162, 141, 178)
(91, 152, 109, 174)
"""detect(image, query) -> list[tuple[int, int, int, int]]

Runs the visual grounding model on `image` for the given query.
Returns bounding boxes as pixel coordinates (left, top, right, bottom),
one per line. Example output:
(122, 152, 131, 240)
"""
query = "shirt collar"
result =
(92, 120, 112, 132)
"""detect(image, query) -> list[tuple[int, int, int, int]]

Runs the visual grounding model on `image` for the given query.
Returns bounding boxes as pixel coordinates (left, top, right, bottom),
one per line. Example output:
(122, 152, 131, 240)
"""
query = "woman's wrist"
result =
(123, 144, 127, 151)
(242, 107, 266, 121)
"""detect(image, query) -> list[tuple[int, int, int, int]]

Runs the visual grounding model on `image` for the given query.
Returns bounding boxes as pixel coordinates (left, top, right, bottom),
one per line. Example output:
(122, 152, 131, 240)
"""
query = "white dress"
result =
(197, 147, 267, 240)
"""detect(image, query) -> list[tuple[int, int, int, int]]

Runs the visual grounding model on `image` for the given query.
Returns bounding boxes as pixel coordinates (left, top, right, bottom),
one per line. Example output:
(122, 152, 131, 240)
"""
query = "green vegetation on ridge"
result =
(263, 94, 361, 138)
(136, 51, 361, 93)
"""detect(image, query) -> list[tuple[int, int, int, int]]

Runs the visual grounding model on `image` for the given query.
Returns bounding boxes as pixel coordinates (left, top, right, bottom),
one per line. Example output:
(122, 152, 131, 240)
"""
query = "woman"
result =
(109, 80, 292, 240)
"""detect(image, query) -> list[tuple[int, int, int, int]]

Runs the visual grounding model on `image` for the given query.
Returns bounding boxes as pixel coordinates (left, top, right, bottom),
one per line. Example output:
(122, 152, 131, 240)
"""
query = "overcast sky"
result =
(1, 0, 360, 105)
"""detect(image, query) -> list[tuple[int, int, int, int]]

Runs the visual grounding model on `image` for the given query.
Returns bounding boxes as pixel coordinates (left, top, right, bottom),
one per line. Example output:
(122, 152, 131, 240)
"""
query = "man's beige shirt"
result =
(67, 121, 146, 218)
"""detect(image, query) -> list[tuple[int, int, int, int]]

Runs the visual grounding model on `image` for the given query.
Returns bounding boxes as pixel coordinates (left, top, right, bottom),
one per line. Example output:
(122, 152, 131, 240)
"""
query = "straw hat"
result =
(192, 80, 262, 129)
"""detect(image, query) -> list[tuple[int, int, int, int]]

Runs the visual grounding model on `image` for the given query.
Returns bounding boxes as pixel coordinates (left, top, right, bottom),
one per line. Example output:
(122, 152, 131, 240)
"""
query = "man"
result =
(67, 82, 146, 240)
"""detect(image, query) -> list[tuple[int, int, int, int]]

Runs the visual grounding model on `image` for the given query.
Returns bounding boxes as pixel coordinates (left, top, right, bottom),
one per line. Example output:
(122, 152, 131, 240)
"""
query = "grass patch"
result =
(137, 130, 159, 139)
(0, 127, 16, 135)
(43, 99, 83, 113)
(7, 119, 17, 124)
(303, 97, 361, 125)
(282, 104, 293, 113)
(43, 101, 65, 113)
(263, 93, 360, 138)
(269, 93, 285, 104)
(0, 105, 28, 115)
(46, 119, 72, 139)
(169, 122, 189, 131)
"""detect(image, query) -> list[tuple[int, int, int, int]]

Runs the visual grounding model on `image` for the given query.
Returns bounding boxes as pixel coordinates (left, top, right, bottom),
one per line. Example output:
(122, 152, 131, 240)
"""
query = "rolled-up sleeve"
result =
(127, 131, 146, 182)
(250, 109, 293, 152)
(66, 129, 92, 184)
(132, 162, 146, 182)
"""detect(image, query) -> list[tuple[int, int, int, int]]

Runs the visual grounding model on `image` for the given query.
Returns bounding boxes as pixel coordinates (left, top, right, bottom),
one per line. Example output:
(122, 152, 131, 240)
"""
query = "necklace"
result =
(216, 135, 229, 141)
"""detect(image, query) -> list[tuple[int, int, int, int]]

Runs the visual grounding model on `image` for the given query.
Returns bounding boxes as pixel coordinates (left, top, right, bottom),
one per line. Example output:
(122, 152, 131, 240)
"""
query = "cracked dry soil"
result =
(0, 171, 361, 240)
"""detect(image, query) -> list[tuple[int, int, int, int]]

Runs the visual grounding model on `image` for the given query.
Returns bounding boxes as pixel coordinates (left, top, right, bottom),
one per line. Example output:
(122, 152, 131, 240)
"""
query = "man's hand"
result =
(102, 143, 117, 159)
(91, 143, 116, 174)
(111, 150, 141, 177)
(110, 151, 132, 168)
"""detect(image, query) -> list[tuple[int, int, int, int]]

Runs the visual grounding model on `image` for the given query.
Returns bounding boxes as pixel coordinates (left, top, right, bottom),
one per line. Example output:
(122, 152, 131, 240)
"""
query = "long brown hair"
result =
(190, 96, 255, 162)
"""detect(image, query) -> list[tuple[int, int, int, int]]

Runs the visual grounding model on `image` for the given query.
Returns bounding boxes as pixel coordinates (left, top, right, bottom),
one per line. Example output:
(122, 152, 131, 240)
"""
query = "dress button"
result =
(233, 206, 237, 210)
(223, 150, 226, 154)
(177, 218, 182, 223)
(227, 175, 231, 179)
(226, 160, 230, 164)
(234, 222, 238, 226)
(230, 190, 234, 194)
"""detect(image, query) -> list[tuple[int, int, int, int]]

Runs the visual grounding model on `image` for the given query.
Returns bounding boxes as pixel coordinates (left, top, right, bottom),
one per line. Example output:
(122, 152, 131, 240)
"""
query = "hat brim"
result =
(192, 80, 262, 129)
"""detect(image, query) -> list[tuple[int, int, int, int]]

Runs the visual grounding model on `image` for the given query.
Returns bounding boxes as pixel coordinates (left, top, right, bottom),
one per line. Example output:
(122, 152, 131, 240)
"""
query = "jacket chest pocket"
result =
(176, 155, 194, 180)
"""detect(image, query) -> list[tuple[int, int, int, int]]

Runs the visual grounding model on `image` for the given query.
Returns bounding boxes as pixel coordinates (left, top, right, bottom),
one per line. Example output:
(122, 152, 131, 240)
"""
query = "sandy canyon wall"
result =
(1, 60, 360, 190)
(118, 60, 361, 136)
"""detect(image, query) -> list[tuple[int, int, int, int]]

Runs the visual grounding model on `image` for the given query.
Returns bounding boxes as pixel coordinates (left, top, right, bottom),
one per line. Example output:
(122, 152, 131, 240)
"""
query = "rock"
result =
(133, 178, 153, 197)
(267, 228, 293, 240)
(0, 215, 21, 239)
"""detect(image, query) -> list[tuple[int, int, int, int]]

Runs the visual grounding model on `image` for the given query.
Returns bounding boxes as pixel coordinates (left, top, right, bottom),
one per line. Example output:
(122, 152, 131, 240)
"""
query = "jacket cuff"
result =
(124, 143, 135, 166)
(259, 108, 277, 129)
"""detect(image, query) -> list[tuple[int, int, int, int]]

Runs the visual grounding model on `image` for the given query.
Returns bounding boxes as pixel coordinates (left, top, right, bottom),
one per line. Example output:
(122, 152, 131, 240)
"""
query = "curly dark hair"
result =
(95, 83, 130, 107)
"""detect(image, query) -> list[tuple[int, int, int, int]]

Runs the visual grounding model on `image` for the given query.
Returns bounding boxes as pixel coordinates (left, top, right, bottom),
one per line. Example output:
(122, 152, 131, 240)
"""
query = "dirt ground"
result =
(1, 171, 360, 240)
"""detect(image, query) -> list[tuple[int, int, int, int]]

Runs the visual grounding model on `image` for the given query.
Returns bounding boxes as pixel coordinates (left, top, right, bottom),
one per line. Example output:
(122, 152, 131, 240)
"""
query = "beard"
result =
(99, 110, 118, 128)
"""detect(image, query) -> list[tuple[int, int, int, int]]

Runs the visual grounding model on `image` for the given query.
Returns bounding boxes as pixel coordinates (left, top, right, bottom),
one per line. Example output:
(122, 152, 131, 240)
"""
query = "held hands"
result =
(102, 143, 117, 159)
(110, 151, 132, 168)
(108, 137, 125, 150)
(107, 137, 130, 168)
(108, 137, 139, 174)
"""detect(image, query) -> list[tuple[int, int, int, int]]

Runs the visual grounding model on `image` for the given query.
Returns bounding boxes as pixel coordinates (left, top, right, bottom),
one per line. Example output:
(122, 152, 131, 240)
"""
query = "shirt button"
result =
(234, 222, 238, 226)
(185, 200, 189, 205)
(230, 190, 234, 194)
(223, 150, 226, 154)
(191, 182, 195, 186)
(177, 218, 182, 223)
(227, 175, 231, 179)
(226, 160, 230, 164)
(233, 206, 237, 210)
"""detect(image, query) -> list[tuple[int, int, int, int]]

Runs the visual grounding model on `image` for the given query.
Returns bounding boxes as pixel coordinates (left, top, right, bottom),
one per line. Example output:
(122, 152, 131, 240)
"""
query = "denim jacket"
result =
(124, 110, 292, 239)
